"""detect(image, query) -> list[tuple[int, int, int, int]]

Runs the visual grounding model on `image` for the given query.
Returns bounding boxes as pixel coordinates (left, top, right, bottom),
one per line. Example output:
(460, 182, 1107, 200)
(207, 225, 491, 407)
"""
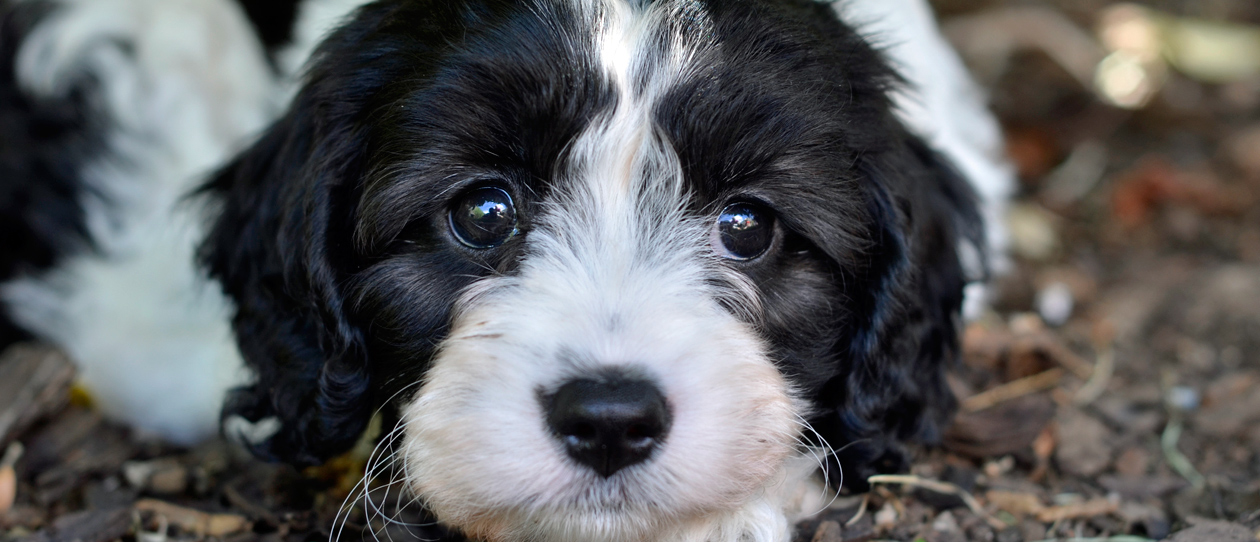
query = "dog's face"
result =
(204, 0, 983, 540)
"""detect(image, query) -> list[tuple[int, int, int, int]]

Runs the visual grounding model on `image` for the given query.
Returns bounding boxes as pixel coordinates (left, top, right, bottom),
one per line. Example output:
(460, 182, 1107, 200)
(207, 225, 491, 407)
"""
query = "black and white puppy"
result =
(1, 0, 1012, 540)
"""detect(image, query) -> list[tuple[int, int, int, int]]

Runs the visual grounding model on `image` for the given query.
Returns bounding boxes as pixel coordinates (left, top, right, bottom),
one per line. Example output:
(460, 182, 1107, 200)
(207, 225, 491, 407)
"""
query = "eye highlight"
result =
(713, 202, 775, 261)
(449, 185, 518, 249)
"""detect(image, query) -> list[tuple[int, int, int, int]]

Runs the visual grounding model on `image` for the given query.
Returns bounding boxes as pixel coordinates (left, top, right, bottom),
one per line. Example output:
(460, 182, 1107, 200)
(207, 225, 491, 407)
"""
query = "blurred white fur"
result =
(1, 0, 277, 443)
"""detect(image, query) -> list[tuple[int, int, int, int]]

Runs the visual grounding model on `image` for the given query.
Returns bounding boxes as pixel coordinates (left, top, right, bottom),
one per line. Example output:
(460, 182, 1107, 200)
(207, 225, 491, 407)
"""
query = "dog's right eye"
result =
(449, 185, 518, 249)
(713, 202, 775, 261)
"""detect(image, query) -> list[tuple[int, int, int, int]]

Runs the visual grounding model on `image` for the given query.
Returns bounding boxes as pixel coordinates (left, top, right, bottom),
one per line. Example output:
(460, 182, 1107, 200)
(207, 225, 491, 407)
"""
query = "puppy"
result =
(1, 0, 1012, 540)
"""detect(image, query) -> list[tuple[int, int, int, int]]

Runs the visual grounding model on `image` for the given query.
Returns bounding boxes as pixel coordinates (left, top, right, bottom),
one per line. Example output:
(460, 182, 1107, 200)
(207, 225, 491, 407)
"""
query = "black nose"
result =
(544, 377, 672, 478)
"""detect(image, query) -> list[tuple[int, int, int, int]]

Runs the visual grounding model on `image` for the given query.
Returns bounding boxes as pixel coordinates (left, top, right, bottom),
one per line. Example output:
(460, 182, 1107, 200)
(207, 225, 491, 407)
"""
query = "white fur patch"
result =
(276, 0, 374, 89)
(1, 0, 278, 443)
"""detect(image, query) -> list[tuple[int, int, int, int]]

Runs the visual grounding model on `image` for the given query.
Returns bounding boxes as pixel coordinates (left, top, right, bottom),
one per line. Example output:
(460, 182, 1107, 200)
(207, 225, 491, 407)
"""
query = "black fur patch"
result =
(233, 0, 302, 50)
(0, 0, 103, 348)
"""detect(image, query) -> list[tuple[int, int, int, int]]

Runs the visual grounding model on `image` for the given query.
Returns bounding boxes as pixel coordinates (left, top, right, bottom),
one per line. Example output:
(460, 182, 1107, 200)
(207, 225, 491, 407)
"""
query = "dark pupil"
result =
(450, 186, 517, 248)
(719, 203, 772, 260)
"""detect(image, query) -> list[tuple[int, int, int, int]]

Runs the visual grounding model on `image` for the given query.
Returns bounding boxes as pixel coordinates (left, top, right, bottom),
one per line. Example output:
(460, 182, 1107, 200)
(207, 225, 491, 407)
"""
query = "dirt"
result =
(3, 1, 1260, 541)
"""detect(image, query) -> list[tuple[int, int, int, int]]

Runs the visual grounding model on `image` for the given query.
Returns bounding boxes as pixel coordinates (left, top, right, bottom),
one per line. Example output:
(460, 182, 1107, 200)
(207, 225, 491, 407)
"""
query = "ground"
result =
(3, 1, 1260, 541)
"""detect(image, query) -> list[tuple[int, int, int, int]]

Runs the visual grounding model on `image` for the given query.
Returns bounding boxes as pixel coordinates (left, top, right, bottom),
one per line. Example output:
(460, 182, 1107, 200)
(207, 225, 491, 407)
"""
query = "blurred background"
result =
(834, 0, 1260, 540)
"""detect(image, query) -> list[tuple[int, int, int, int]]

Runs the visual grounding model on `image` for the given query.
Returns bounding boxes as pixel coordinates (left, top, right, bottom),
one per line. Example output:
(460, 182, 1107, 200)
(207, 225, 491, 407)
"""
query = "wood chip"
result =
(0, 464, 14, 515)
(134, 499, 250, 537)
(0, 344, 75, 446)
(1030, 423, 1057, 482)
(0, 443, 21, 514)
(986, 490, 1046, 518)
(1035, 497, 1118, 522)
(810, 520, 842, 542)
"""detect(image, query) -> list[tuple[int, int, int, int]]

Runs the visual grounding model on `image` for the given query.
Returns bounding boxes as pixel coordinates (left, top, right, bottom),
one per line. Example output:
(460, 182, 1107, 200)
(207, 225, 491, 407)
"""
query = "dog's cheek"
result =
(398, 316, 575, 529)
(649, 322, 800, 509)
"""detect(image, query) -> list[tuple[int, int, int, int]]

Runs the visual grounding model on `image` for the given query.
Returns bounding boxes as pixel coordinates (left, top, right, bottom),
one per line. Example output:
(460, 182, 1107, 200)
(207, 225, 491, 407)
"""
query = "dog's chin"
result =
(398, 298, 804, 542)
(402, 451, 812, 542)
(428, 490, 809, 542)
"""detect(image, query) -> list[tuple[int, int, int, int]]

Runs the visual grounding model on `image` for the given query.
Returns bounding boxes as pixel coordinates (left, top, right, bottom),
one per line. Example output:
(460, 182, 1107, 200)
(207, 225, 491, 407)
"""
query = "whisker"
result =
(331, 379, 426, 542)
(792, 414, 845, 514)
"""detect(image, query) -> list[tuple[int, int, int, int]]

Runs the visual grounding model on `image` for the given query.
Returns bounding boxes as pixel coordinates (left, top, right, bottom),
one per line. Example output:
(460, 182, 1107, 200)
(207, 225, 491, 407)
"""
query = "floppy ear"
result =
(197, 0, 426, 465)
(200, 101, 372, 466)
(812, 135, 986, 491)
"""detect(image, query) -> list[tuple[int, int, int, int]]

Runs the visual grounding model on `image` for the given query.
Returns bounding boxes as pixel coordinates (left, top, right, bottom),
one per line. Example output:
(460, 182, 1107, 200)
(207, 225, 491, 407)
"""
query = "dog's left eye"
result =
(713, 202, 775, 260)
(449, 185, 518, 248)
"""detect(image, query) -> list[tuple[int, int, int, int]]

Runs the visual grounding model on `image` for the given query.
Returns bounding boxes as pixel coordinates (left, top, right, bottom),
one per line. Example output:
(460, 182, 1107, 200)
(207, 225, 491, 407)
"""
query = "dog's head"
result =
(203, 0, 984, 539)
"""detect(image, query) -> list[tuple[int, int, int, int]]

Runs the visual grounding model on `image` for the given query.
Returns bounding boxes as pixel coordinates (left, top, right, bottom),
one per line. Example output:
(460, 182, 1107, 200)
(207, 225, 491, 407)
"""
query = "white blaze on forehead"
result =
(576, 0, 715, 95)
(556, 0, 720, 252)
(541, 0, 761, 323)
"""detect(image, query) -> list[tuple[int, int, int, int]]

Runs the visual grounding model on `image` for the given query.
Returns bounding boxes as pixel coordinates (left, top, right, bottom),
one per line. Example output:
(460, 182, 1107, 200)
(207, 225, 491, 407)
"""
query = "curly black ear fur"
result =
(199, 102, 372, 465)
(199, 0, 524, 467)
(813, 135, 985, 492)
(197, 2, 405, 463)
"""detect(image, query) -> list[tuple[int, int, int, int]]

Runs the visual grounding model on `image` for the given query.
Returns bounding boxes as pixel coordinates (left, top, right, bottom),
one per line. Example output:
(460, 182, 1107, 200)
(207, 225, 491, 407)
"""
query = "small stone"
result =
(932, 511, 961, 533)
(1036, 282, 1074, 326)
(1226, 123, 1260, 178)
(1098, 475, 1187, 499)
(996, 526, 1024, 542)
(1168, 386, 1200, 412)
(26, 507, 131, 542)
(1006, 204, 1060, 261)
(1166, 520, 1253, 542)
(983, 457, 1015, 479)
(1053, 408, 1113, 477)
(810, 520, 841, 542)
(1114, 446, 1151, 477)
(123, 459, 189, 495)
(147, 465, 188, 495)
(874, 503, 898, 530)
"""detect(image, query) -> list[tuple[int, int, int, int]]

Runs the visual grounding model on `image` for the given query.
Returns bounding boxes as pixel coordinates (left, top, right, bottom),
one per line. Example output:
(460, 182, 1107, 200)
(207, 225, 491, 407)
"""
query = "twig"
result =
(845, 493, 870, 526)
(1161, 413, 1205, 491)
(0, 442, 21, 468)
(134, 499, 250, 537)
(1034, 498, 1117, 522)
(866, 474, 1006, 530)
(962, 368, 1065, 413)
(1042, 340, 1095, 380)
(872, 485, 904, 517)
(1073, 348, 1114, 406)
(0, 442, 20, 514)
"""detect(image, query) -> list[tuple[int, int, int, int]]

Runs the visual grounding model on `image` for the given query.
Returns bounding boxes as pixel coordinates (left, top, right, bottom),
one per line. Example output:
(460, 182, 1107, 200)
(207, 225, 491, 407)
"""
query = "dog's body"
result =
(0, 1, 1011, 540)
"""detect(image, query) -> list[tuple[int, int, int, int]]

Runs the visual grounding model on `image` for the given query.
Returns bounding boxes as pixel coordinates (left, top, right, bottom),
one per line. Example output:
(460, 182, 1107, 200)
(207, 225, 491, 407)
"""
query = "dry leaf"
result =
(0, 443, 22, 515)
(985, 490, 1045, 518)
(1035, 497, 1118, 522)
(0, 464, 14, 514)
(134, 499, 250, 537)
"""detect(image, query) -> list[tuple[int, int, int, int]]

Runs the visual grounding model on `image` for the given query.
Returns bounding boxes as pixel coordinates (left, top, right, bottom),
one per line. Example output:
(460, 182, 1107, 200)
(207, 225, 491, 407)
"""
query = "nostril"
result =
(561, 422, 599, 444)
(623, 422, 661, 448)
(542, 375, 672, 477)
